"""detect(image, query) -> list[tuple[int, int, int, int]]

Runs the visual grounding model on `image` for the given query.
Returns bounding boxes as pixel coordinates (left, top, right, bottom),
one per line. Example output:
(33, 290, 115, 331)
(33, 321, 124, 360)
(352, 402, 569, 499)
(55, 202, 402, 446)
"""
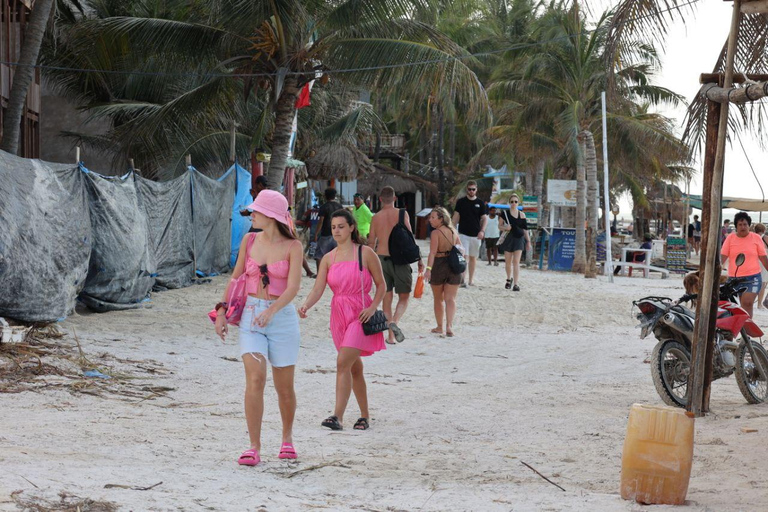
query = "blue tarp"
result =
(0, 152, 244, 321)
(224, 163, 253, 267)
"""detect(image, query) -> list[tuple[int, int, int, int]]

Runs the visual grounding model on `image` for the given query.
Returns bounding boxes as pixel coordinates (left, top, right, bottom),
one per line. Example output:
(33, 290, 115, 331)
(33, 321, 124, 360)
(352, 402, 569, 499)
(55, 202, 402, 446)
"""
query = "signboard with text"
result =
(547, 180, 577, 207)
(522, 195, 539, 229)
(548, 228, 576, 271)
(666, 237, 687, 273)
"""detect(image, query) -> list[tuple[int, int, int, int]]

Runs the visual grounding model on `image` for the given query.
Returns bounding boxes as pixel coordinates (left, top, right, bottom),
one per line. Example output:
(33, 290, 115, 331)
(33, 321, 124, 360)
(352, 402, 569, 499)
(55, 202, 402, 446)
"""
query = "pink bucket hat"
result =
(246, 190, 292, 227)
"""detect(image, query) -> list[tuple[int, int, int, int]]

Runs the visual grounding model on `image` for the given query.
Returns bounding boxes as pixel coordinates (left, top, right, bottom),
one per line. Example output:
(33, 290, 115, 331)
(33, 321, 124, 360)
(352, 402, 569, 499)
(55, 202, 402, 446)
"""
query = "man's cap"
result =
(353, 193, 364, 199)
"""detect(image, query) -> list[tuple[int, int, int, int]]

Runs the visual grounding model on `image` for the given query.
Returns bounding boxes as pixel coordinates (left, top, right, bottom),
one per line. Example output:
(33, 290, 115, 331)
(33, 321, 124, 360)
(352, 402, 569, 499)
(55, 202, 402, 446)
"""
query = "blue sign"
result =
(548, 228, 576, 271)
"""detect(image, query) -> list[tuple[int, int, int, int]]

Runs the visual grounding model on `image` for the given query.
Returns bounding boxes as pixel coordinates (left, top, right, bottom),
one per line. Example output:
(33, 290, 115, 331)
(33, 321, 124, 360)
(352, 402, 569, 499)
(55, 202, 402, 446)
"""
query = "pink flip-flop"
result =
(238, 448, 260, 466)
(278, 443, 297, 460)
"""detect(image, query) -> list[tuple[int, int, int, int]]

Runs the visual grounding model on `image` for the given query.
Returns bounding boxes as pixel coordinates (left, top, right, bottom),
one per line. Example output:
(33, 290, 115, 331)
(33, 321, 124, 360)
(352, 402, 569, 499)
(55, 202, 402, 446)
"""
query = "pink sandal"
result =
(278, 443, 297, 460)
(238, 448, 260, 466)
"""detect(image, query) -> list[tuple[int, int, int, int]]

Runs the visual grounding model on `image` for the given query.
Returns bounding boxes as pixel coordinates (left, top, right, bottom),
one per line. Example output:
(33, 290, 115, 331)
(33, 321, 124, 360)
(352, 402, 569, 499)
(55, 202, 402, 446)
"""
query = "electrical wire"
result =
(0, 0, 700, 78)
(734, 128, 765, 204)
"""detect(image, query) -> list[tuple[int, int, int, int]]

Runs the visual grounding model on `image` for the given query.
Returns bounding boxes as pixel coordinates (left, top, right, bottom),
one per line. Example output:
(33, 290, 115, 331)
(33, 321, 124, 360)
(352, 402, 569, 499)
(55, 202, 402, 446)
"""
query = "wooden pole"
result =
(688, 0, 741, 417)
(185, 154, 192, 168)
(688, 99, 722, 415)
(229, 121, 237, 164)
(75, 146, 80, 164)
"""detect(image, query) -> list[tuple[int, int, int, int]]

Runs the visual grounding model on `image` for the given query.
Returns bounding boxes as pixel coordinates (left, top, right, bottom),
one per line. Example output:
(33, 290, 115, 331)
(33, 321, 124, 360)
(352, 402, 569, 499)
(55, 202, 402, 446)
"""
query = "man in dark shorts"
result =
(368, 186, 423, 344)
(314, 187, 343, 269)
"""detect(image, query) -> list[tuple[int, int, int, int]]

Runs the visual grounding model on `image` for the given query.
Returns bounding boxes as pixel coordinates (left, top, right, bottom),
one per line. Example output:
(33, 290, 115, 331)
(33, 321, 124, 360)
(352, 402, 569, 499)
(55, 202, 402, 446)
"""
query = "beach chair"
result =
(627, 251, 648, 278)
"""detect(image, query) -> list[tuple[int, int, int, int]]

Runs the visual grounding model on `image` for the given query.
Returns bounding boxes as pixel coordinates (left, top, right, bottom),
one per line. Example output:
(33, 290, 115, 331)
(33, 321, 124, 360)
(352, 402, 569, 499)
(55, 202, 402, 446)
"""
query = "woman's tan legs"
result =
(444, 284, 459, 334)
(242, 353, 268, 450)
(334, 347, 362, 424)
(431, 284, 444, 332)
(272, 364, 296, 445)
(350, 358, 369, 419)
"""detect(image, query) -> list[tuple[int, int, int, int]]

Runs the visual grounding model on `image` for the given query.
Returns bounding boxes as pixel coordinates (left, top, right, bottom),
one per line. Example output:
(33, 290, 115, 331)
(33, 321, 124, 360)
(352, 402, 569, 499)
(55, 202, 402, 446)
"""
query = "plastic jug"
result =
(620, 403, 694, 505)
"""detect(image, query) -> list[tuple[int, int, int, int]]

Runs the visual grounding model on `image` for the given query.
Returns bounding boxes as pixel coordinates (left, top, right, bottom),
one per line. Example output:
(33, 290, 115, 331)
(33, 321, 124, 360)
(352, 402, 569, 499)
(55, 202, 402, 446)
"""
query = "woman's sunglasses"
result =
(510, 200, 519, 203)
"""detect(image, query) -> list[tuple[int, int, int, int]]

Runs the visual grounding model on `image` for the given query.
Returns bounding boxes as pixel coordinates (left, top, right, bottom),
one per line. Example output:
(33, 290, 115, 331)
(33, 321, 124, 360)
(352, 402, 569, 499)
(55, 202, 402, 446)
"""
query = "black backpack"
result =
(388, 209, 421, 265)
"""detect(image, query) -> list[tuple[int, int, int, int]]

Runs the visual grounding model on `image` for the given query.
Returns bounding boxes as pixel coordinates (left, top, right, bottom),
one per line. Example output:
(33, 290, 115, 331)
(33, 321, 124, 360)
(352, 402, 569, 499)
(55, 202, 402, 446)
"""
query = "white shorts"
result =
(239, 297, 300, 367)
(459, 234, 482, 258)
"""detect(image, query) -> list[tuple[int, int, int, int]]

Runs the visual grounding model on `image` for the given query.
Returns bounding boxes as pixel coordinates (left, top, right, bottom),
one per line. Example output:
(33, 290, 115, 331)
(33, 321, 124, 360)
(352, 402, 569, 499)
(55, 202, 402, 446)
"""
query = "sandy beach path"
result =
(2, 251, 768, 511)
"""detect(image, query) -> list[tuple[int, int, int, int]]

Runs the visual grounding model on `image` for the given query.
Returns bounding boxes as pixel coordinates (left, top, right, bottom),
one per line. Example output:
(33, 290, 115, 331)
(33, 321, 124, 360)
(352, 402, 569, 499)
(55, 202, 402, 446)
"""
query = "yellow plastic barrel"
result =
(620, 403, 695, 505)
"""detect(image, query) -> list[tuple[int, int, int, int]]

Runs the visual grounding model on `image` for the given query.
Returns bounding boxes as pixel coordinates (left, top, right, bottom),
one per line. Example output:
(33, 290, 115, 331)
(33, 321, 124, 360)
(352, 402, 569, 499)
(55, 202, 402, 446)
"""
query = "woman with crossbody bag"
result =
(424, 207, 462, 337)
(299, 209, 387, 431)
(498, 193, 532, 291)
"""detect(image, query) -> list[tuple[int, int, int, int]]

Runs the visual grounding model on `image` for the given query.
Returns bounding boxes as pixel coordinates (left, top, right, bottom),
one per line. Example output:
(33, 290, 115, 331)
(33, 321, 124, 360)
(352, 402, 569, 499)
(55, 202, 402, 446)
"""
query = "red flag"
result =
(295, 83, 311, 109)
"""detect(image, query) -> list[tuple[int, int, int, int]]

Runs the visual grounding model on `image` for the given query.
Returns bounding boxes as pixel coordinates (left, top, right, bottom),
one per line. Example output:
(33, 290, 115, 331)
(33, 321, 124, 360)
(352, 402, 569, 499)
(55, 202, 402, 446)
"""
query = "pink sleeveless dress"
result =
(327, 247, 386, 356)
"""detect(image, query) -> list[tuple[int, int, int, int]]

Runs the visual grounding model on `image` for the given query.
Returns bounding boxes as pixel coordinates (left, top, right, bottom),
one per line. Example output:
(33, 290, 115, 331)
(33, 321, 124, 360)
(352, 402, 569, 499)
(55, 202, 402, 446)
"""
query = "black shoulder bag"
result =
(439, 229, 467, 274)
(358, 245, 388, 335)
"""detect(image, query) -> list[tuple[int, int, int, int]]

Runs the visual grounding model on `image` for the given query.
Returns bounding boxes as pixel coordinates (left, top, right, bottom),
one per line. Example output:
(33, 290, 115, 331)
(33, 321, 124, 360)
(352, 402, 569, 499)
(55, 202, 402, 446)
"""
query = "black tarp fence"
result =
(0, 151, 238, 322)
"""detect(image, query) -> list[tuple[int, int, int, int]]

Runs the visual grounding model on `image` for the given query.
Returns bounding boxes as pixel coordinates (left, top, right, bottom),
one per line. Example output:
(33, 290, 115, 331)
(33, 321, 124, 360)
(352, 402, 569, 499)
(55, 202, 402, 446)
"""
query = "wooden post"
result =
(229, 121, 236, 164)
(75, 146, 80, 164)
(185, 154, 192, 168)
(688, 99, 722, 415)
(688, 0, 741, 417)
(128, 158, 135, 170)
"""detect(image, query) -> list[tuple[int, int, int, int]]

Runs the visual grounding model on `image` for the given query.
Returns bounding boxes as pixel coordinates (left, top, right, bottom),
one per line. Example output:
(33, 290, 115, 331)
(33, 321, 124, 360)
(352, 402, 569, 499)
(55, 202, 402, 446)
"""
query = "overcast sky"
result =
(604, 0, 766, 220)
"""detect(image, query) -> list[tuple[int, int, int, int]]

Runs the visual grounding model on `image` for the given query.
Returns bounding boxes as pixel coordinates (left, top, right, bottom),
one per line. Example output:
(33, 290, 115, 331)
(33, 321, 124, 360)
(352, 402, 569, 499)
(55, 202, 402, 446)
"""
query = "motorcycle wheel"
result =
(651, 339, 690, 408)
(735, 339, 768, 404)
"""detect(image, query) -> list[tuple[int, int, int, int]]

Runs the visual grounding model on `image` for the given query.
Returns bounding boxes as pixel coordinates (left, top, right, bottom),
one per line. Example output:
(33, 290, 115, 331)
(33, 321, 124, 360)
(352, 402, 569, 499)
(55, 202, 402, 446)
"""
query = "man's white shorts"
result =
(459, 234, 481, 258)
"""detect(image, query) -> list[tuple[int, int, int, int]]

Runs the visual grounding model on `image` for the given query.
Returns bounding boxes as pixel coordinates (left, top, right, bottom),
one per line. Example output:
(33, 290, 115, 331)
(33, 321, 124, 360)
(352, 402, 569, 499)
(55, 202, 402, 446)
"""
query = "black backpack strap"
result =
(399, 208, 406, 226)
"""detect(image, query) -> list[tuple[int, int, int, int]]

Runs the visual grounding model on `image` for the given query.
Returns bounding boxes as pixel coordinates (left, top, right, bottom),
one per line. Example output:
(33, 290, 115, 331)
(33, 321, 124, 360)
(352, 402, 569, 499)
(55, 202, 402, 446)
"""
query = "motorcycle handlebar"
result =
(678, 293, 697, 304)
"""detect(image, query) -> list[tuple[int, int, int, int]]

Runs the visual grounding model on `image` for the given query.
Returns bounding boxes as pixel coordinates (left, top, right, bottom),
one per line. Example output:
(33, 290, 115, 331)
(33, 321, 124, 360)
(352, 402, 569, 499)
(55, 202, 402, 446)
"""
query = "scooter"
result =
(633, 253, 768, 407)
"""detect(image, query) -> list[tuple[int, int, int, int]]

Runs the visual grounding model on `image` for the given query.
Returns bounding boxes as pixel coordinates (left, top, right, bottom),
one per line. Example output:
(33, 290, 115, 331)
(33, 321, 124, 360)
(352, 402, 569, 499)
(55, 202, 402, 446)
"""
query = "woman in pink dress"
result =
(299, 209, 386, 430)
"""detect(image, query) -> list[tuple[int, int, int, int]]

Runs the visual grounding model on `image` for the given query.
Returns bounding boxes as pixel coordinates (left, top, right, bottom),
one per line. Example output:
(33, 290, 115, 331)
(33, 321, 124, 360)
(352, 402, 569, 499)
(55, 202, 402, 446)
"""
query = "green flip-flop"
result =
(388, 322, 405, 343)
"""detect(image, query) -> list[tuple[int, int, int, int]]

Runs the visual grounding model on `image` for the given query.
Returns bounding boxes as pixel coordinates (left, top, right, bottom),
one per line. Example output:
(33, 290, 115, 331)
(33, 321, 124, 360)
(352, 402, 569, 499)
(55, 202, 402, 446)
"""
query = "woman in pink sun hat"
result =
(213, 189, 304, 466)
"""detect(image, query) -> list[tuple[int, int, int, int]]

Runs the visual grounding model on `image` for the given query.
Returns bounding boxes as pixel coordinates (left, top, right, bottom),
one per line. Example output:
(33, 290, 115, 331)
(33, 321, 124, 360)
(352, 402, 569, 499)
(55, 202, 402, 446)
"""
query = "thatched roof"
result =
(357, 163, 438, 198)
(305, 142, 375, 182)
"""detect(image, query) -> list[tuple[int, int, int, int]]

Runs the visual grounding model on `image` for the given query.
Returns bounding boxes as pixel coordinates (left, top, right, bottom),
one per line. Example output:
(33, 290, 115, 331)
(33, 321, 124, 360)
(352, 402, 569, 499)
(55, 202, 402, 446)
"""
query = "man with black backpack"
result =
(367, 186, 424, 344)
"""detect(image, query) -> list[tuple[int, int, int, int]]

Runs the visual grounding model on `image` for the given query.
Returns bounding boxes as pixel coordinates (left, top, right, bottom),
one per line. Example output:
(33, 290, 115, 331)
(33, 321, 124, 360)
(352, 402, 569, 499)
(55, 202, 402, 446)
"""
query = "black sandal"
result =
(505, 279, 512, 290)
(321, 415, 343, 430)
(353, 417, 369, 430)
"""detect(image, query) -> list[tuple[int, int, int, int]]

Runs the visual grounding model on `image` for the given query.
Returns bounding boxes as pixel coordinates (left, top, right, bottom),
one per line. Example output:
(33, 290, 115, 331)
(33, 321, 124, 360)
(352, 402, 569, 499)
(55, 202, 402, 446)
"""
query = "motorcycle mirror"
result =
(736, 253, 746, 267)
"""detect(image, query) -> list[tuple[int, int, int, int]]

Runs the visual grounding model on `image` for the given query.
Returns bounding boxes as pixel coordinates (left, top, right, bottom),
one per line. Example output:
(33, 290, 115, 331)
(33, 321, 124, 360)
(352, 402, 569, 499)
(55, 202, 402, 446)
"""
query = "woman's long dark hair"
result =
(277, 221, 297, 240)
(331, 209, 363, 245)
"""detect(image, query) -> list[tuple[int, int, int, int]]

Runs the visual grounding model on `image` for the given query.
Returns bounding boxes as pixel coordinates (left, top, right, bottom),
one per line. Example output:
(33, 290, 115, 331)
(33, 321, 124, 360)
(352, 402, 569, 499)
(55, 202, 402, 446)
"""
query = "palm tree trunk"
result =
(0, 0, 55, 155)
(572, 138, 587, 274)
(584, 130, 598, 278)
(267, 76, 300, 190)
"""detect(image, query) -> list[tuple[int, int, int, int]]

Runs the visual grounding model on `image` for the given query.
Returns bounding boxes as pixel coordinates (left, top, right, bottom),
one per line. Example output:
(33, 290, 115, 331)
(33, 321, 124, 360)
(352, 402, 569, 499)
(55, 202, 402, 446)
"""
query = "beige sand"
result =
(2, 250, 768, 511)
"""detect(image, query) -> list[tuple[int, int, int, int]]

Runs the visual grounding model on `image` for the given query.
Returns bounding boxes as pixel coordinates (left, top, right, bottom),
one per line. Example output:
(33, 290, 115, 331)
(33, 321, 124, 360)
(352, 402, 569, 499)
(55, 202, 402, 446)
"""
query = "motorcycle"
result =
(633, 253, 768, 407)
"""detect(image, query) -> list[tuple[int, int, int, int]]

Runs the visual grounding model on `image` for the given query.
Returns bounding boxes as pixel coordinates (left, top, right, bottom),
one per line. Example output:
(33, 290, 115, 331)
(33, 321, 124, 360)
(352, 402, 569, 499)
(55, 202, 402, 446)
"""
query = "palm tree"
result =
(481, 2, 690, 275)
(44, 0, 489, 188)
(0, 0, 56, 155)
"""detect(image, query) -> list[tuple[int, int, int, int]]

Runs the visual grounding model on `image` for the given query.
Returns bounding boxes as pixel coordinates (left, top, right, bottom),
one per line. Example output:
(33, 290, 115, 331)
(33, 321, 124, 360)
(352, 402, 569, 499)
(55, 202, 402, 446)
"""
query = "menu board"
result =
(522, 195, 539, 229)
(666, 237, 687, 273)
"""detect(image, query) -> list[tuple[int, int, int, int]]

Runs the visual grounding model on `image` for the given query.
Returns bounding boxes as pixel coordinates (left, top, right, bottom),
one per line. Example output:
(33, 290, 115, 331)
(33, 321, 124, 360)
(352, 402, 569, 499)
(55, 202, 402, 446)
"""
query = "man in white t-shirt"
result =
(484, 206, 501, 266)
